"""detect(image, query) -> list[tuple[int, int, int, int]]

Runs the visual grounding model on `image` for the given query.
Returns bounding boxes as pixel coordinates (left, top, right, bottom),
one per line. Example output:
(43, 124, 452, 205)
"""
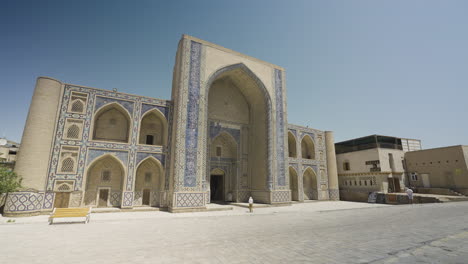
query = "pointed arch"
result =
(139, 108, 168, 146)
(84, 154, 126, 207)
(303, 167, 318, 200)
(92, 102, 131, 143)
(71, 99, 84, 113)
(301, 134, 316, 160)
(211, 131, 238, 159)
(205, 63, 272, 193)
(66, 124, 80, 139)
(61, 157, 75, 172)
(289, 166, 299, 201)
(288, 131, 297, 158)
(135, 156, 164, 207)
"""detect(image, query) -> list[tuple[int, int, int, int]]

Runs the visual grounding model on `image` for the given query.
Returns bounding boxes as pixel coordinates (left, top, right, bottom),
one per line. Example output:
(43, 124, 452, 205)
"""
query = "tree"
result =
(0, 166, 22, 194)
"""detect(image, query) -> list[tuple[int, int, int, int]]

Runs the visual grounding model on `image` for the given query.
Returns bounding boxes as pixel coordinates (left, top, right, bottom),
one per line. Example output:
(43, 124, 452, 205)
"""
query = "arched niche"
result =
(211, 132, 238, 159)
(289, 166, 299, 201)
(92, 103, 131, 143)
(288, 131, 297, 158)
(135, 157, 163, 206)
(303, 167, 318, 200)
(84, 155, 125, 207)
(139, 109, 168, 146)
(206, 63, 271, 192)
(301, 135, 316, 160)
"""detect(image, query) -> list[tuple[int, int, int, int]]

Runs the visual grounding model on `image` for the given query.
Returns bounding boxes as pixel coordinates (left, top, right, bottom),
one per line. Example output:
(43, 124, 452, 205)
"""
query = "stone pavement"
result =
(1, 201, 468, 263)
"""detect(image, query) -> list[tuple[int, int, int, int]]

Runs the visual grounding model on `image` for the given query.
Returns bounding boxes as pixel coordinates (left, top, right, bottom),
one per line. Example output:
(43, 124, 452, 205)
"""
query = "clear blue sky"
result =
(1, 0, 467, 148)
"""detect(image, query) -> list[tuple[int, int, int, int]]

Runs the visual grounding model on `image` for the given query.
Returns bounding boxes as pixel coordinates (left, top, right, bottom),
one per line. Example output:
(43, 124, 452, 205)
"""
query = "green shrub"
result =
(0, 166, 22, 194)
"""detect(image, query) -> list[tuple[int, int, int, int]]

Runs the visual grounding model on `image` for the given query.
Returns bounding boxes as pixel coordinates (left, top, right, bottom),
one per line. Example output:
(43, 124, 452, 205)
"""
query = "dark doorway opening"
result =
(146, 135, 154, 145)
(142, 189, 150, 206)
(98, 189, 109, 207)
(388, 178, 401, 193)
(210, 175, 224, 202)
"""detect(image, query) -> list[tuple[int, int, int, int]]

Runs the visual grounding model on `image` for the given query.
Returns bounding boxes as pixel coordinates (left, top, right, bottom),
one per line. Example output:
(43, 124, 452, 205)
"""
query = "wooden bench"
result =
(49, 208, 91, 224)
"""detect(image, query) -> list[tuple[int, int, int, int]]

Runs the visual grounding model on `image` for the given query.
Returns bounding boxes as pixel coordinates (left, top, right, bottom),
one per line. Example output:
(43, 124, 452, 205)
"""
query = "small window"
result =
(216, 146, 222, 157)
(145, 172, 152, 183)
(146, 135, 154, 145)
(61, 158, 74, 172)
(71, 100, 84, 113)
(67, 124, 80, 139)
(364, 180, 367, 186)
(101, 170, 111, 182)
(343, 162, 350, 171)
(359, 180, 362, 186)
(370, 181, 373, 186)
(354, 180, 357, 185)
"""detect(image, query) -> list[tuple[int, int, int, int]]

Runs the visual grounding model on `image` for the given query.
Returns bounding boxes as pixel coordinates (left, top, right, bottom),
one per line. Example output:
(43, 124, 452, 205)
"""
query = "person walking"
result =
(248, 196, 254, 213)
(406, 187, 414, 204)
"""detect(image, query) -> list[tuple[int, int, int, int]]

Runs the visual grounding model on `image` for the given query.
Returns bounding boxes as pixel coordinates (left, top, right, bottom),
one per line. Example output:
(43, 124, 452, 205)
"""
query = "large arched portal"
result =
(303, 167, 318, 200)
(84, 155, 125, 207)
(135, 157, 163, 206)
(289, 166, 299, 201)
(206, 64, 271, 202)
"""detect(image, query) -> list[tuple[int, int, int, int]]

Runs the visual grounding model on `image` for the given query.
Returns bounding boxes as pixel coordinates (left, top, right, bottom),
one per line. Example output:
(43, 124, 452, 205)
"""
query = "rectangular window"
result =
(343, 162, 350, 171)
(145, 172, 152, 183)
(146, 135, 154, 145)
(216, 146, 222, 157)
(101, 170, 111, 182)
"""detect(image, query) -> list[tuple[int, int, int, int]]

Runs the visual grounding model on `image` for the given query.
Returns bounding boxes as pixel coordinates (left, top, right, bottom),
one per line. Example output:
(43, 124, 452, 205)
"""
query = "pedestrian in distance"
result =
(248, 196, 254, 213)
(406, 187, 414, 204)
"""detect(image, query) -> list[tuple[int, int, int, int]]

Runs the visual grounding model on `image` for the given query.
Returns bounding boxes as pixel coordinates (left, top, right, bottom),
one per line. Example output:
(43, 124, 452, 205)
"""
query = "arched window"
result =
(139, 110, 167, 146)
(61, 158, 74, 172)
(71, 100, 84, 113)
(67, 125, 80, 139)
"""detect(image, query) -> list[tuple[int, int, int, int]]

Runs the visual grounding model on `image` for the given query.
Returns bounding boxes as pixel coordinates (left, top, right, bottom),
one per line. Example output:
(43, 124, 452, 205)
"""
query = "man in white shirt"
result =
(248, 196, 253, 213)
(406, 187, 414, 204)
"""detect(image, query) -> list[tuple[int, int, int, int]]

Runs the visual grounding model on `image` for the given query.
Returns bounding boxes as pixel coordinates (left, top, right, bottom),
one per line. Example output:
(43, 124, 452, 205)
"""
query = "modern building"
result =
(0, 138, 19, 168)
(335, 135, 421, 202)
(405, 145, 468, 195)
(4, 35, 340, 216)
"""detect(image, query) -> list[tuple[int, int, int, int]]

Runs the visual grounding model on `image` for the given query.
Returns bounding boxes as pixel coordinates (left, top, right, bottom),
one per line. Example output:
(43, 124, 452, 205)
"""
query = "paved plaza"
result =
(2, 201, 468, 264)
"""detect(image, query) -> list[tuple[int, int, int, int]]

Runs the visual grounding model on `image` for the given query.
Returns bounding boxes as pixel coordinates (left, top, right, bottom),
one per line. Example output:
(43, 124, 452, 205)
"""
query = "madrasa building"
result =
(4, 35, 339, 216)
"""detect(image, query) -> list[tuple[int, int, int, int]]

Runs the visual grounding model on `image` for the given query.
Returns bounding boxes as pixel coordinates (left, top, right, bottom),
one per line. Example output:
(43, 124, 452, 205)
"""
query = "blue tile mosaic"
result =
(141, 103, 169, 118)
(136, 152, 165, 166)
(275, 69, 286, 186)
(184, 41, 202, 187)
(209, 122, 240, 143)
(87, 149, 129, 166)
(94, 96, 134, 115)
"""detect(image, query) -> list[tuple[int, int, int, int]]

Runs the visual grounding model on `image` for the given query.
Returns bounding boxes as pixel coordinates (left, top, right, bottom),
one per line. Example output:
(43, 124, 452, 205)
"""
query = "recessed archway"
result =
(84, 155, 125, 207)
(289, 166, 299, 201)
(288, 132, 297, 158)
(206, 64, 272, 200)
(303, 167, 318, 200)
(301, 135, 315, 160)
(135, 157, 163, 206)
(92, 103, 131, 143)
(138, 109, 168, 146)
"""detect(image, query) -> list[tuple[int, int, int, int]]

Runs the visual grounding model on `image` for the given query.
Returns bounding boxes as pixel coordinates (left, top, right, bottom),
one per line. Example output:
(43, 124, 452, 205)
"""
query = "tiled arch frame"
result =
(202, 63, 274, 192)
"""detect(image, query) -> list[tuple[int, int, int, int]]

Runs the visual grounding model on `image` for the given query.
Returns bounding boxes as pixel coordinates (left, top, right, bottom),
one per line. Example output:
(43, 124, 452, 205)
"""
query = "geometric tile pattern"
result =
(272, 190, 290, 203)
(5, 192, 44, 212)
(183, 41, 202, 187)
(122, 191, 133, 207)
(329, 189, 340, 201)
(42, 192, 55, 210)
(274, 69, 286, 187)
(94, 96, 135, 114)
(175, 193, 204, 207)
(110, 191, 122, 206)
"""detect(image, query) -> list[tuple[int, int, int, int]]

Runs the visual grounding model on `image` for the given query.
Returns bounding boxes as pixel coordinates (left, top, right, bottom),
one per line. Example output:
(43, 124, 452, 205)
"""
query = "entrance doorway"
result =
(53, 192, 70, 208)
(98, 189, 109, 207)
(142, 189, 151, 206)
(210, 175, 224, 202)
(388, 178, 401, 193)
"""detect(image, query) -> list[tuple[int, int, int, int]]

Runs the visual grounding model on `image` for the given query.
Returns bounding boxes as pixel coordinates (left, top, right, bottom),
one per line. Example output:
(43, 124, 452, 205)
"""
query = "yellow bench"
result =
(49, 208, 91, 224)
